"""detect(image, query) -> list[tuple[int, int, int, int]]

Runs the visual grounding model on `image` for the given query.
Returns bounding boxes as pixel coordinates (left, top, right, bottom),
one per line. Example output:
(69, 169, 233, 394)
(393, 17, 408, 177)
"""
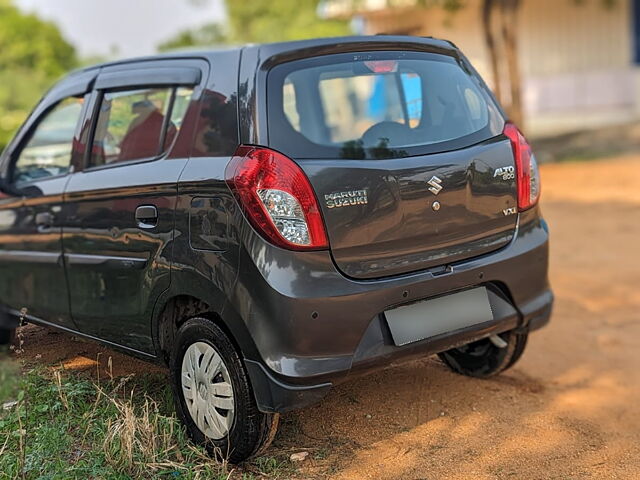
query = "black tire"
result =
(170, 317, 278, 463)
(0, 327, 16, 349)
(438, 329, 528, 378)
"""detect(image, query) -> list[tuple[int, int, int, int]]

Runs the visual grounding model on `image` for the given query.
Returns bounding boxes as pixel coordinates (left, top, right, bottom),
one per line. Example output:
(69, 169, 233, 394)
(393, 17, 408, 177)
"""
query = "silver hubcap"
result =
(181, 342, 235, 440)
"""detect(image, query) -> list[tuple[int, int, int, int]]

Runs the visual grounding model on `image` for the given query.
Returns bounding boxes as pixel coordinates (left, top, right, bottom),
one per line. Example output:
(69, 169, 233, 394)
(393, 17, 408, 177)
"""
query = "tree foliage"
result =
(158, 23, 228, 52)
(159, 0, 350, 51)
(0, 0, 77, 152)
(225, 0, 350, 43)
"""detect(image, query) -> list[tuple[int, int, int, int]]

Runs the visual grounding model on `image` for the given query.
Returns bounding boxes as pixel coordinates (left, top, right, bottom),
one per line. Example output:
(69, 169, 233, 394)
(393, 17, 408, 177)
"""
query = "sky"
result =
(15, 0, 227, 59)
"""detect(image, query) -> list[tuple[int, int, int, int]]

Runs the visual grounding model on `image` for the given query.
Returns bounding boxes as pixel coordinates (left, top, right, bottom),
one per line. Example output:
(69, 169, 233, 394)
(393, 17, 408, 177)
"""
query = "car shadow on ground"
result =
(273, 347, 620, 479)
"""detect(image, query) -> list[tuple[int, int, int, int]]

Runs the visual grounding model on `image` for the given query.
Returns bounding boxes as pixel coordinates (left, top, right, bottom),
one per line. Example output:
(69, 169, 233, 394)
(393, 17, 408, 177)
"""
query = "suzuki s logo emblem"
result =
(427, 176, 443, 196)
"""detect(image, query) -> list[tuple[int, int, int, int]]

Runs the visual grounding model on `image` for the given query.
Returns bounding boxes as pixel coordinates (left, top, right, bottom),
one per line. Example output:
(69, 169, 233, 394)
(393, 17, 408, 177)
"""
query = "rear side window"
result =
(268, 51, 503, 159)
(90, 86, 193, 167)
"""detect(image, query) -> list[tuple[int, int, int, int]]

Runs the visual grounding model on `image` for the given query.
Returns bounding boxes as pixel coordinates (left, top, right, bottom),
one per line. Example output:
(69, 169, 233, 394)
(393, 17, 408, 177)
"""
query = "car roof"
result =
(72, 35, 458, 74)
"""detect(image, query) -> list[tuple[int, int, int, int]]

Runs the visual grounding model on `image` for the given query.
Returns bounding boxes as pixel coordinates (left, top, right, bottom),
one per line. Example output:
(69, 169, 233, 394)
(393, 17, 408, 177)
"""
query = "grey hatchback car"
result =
(0, 36, 552, 462)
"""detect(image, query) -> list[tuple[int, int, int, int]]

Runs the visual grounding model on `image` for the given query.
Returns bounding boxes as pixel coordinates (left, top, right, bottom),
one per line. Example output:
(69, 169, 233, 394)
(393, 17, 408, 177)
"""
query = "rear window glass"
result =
(268, 51, 503, 159)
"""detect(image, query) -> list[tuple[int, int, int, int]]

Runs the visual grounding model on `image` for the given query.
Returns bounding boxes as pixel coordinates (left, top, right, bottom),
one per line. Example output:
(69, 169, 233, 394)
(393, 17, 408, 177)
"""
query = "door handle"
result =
(135, 205, 158, 229)
(35, 212, 54, 232)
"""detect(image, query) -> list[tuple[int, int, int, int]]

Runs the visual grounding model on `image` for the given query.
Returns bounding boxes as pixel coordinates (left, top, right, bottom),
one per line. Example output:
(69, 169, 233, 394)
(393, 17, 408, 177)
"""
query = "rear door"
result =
(264, 49, 517, 279)
(0, 71, 94, 327)
(62, 60, 207, 352)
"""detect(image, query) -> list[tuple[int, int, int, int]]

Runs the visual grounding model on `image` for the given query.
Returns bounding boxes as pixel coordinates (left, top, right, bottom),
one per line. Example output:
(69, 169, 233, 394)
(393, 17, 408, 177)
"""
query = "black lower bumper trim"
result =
(244, 359, 332, 414)
(524, 305, 553, 332)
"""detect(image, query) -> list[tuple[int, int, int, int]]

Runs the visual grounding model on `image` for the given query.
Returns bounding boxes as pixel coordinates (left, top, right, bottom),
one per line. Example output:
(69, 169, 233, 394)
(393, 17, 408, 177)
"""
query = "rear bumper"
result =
(234, 208, 552, 413)
(244, 288, 552, 413)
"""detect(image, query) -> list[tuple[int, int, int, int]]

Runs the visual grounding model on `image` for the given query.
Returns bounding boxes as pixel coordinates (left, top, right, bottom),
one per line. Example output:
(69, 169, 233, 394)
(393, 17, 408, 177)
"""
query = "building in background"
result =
(320, 0, 639, 137)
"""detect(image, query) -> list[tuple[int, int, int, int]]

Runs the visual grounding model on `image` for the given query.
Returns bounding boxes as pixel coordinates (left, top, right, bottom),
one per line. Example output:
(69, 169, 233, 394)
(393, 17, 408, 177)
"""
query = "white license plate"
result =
(385, 287, 493, 346)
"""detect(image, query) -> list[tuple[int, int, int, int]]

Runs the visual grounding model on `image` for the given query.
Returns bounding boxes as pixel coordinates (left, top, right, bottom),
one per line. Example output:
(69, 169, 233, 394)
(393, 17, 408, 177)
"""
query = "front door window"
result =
(12, 97, 84, 185)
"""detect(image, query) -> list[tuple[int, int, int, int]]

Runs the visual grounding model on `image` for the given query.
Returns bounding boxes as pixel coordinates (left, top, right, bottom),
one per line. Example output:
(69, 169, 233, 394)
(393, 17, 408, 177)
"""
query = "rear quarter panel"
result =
(157, 49, 263, 358)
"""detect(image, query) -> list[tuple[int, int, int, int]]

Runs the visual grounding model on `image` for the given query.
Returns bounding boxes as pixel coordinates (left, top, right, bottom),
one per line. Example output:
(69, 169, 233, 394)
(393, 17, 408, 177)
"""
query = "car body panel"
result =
(62, 160, 188, 352)
(296, 137, 518, 279)
(156, 49, 256, 358)
(0, 176, 73, 327)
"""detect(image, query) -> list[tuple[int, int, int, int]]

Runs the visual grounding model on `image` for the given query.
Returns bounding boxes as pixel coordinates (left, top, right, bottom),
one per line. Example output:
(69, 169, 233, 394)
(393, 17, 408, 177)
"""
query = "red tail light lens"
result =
(503, 122, 540, 211)
(225, 146, 329, 250)
(364, 60, 398, 73)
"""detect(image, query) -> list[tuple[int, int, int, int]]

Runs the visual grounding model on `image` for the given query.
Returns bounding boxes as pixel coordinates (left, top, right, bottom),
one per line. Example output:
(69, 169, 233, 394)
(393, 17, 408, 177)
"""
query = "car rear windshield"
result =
(267, 51, 504, 159)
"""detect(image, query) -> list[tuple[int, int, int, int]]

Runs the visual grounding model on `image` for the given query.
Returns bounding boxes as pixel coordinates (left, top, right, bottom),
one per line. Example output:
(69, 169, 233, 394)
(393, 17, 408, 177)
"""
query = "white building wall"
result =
(357, 0, 636, 136)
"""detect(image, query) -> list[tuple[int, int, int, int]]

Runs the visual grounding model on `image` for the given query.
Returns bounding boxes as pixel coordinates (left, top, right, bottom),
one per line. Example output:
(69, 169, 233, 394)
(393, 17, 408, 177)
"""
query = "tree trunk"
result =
(500, 0, 524, 129)
(481, 0, 502, 104)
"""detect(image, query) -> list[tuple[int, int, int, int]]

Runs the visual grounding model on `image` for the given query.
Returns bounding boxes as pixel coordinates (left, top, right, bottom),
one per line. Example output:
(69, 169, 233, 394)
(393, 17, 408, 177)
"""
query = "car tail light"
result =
(504, 122, 540, 211)
(364, 60, 398, 73)
(225, 146, 329, 250)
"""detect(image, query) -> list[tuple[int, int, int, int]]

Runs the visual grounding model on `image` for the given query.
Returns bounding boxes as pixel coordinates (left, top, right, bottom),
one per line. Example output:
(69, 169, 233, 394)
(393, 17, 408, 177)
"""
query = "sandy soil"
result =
(12, 154, 640, 478)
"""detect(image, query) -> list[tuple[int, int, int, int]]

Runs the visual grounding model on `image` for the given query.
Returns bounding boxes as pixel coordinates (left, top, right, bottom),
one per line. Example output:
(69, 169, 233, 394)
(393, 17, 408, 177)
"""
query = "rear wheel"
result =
(438, 329, 528, 378)
(170, 317, 278, 463)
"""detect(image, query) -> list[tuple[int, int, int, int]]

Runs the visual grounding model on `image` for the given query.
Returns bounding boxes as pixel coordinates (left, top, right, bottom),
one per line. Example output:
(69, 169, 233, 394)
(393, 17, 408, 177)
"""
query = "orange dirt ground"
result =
(13, 154, 640, 479)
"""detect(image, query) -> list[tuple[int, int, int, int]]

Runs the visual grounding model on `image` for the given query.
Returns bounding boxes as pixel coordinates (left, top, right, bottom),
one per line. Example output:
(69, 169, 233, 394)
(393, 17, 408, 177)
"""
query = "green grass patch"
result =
(0, 358, 293, 479)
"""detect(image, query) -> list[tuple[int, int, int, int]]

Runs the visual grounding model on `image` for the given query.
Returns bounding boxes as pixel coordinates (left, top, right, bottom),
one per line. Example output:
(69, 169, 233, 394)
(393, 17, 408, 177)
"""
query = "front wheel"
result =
(438, 329, 528, 378)
(170, 318, 278, 463)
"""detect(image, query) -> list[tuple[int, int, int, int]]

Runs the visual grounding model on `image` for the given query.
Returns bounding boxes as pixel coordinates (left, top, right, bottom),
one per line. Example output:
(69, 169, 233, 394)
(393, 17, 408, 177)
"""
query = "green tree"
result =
(158, 23, 228, 52)
(0, 0, 77, 152)
(158, 0, 350, 51)
(225, 0, 349, 43)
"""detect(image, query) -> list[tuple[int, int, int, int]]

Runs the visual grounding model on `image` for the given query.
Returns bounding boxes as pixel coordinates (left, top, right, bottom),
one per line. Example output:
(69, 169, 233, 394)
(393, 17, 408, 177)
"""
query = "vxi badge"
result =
(325, 189, 369, 209)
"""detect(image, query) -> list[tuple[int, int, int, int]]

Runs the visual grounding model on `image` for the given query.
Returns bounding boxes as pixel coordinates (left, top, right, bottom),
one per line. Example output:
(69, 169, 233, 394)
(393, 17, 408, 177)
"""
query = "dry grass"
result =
(101, 389, 227, 478)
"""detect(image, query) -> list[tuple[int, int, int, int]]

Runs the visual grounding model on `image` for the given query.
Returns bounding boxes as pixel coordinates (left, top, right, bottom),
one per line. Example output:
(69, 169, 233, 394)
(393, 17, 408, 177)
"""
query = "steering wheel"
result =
(361, 121, 412, 147)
